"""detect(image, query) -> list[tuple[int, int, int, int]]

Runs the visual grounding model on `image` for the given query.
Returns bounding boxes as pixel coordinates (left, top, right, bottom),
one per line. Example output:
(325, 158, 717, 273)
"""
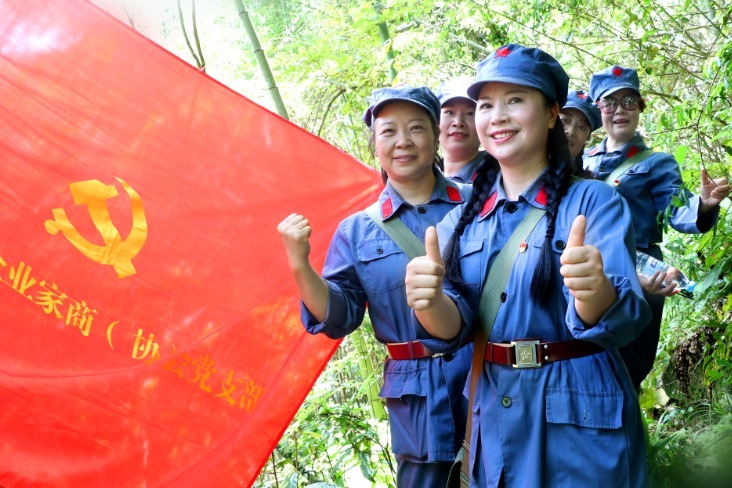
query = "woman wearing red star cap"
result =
(585, 65, 730, 392)
(405, 45, 651, 487)
(278, 85, 474, 487)
(435, 77, 487, 183)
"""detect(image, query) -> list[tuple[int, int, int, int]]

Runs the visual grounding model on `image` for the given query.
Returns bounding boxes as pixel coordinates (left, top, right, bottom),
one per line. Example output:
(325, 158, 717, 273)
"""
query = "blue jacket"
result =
(301, 172, 472, 462)
(445, 150, 487, 184)
(424, 173, 651, 487)
(584, 133, 718, 248)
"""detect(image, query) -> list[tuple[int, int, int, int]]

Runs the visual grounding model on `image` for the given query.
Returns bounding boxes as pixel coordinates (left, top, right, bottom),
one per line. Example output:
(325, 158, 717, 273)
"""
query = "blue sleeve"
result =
(300, 223, 367, 339)
(411, 205, 475, 351)
(651, 153, 712, 234)
(565, 184, 652, 348)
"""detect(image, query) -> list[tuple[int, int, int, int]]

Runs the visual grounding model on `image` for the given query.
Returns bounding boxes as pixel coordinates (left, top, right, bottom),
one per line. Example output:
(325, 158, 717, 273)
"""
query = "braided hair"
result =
(444, 97, 579, 308)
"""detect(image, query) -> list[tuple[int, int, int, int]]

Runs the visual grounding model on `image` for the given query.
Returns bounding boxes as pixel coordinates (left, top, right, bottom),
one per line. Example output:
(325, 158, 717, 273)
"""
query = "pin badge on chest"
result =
(519, 241, 527, 253)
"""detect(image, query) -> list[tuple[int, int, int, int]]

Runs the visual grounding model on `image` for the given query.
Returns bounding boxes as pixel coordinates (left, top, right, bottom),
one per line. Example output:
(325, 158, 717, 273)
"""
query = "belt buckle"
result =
(511, 339, 541, 368)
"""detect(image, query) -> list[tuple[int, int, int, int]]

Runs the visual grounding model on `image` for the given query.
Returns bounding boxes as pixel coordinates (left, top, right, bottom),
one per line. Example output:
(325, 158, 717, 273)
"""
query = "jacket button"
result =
(442, 353, 454, 362)
(555, 240, 566, 250)
(599, 166, 605, 172)
(506, 202, 518, 213)
(376, 248, 383, 254)
(417, 207, 427, 214)
(500, 292, 507, 303)
(501, 396, 512, 408)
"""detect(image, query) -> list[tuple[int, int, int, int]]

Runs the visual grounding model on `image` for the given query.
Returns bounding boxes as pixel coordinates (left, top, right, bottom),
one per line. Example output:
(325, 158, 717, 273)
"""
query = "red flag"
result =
(0, 0, 381, 486)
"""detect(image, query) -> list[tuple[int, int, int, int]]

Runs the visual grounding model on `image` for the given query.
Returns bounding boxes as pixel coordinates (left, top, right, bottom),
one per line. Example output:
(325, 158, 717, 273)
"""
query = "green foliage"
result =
(253, 317, 395, 487)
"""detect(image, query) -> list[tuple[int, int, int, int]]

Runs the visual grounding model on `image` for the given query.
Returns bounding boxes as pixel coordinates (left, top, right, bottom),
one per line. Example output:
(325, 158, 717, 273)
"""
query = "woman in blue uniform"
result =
(405, 45, 651, 487)
(560, 89, 602, 172)
(585, 65, 730, 391)
(435, 77, 487, 183)
(278, 86, 472, 487)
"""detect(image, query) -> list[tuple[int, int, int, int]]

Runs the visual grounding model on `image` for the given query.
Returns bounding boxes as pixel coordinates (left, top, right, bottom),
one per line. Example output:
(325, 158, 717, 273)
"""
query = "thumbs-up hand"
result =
(560, 215, 616, 325)
(406, 226, 445, 311)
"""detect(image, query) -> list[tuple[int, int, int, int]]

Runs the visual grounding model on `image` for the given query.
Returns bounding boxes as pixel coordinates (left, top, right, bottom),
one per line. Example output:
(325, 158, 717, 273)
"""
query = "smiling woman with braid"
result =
(404, 45, 652, 487)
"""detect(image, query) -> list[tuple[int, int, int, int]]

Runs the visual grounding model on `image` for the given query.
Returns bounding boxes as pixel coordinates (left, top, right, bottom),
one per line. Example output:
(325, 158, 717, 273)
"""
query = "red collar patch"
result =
(381, 198, 394, 219)
(479, 192, 498, 217)
(535, 186, 548, 206)
(587, 145, 600, 156)
(626, 145, 640, 158)
(446, 185, 462, 202)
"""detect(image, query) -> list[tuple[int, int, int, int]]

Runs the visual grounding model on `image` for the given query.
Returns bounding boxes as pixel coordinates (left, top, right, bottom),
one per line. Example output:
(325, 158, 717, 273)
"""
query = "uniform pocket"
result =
(458, 239, 484, 290)
(545, 387, 622, 429)
(617, 166, 651, 198)
(356, 238, 408, 294)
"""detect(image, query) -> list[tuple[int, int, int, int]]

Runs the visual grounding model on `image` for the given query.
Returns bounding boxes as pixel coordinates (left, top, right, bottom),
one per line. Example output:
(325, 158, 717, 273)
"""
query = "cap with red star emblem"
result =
(589, 65, 641, 101)
(562, 89, 602, 132)
(467, 44, 569, 107)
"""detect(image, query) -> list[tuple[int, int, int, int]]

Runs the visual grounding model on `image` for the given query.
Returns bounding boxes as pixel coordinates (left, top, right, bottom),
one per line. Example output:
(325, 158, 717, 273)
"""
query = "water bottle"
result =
(635, 250, 695, 299)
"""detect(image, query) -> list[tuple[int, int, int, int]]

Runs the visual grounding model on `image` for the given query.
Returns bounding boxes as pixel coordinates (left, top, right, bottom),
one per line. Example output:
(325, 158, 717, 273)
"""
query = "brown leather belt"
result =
(386, 340, 451, 360)
(484, 339, 604, 368)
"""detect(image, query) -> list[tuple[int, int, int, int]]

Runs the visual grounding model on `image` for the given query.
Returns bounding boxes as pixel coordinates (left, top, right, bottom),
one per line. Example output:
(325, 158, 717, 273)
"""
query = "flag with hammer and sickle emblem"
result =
(0, 0, 382, 486)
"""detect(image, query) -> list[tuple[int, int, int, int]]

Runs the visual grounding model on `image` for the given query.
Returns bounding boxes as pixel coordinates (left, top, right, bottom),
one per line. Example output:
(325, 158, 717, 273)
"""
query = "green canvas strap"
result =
(602, 149, 653, 185)
(458, 205, 545, 486)
(365, 202, 425, 260)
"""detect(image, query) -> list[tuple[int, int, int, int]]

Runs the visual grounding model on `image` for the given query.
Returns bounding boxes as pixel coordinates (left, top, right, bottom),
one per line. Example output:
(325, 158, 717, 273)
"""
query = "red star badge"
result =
(495, 46, 511, 58)
(612, 66, 623, 77)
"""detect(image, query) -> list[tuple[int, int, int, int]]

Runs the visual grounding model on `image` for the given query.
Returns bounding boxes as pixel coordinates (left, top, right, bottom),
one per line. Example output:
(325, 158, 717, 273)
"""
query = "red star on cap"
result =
(612, 66, 623, 77)
(577, 91, 588, 99)
(495, 46, 511, 58)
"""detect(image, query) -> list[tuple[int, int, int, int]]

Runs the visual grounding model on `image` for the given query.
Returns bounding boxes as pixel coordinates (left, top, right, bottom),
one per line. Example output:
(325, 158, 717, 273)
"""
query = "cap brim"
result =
(439, 95, 475, 107)
(366, 98, 437, 127)
(467, 76, 553, 102)
(600, 84, 641, 99)
(562, 104, 598, 132)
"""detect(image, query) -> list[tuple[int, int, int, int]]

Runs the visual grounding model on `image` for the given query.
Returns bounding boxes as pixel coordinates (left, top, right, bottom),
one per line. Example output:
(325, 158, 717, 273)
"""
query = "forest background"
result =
(91, 1, 732, 486)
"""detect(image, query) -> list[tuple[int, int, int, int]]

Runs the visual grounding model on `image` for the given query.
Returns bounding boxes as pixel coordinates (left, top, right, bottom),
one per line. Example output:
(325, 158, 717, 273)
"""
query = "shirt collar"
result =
(587, 132, 646, 157)
(376, 171, 465, 220)
(478, 171, 549, 219)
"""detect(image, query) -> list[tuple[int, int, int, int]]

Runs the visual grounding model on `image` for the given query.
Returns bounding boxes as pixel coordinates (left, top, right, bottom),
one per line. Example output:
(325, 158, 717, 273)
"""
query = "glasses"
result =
(597, 94, 640, 114)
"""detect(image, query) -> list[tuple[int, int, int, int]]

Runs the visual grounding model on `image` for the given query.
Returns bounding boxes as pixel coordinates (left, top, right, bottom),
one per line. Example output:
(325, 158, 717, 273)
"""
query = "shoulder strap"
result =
(602, 149, 653, 184)
(364, 202, 425, 260)
(459, 206, 545, 486)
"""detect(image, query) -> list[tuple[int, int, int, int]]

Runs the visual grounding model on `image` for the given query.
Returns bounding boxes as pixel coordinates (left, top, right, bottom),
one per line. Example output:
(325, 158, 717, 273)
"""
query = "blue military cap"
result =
(563, 89, 602, 132)
(435, 77, 475, 107)
(589, 65, 641, 101)
(362, 85, 441, 128)
(467, 44, 569, 106)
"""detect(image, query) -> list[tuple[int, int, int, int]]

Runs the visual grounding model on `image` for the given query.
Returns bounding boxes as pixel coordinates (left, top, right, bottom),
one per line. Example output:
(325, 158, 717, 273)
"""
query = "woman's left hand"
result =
(699, 169, 730, 212)
(560, 215, 617, 325)
(638, 270, 678, 297)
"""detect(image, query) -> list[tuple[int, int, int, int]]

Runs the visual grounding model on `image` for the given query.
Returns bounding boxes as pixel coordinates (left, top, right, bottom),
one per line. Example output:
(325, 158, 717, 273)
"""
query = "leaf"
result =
(674, 145, 689, 164)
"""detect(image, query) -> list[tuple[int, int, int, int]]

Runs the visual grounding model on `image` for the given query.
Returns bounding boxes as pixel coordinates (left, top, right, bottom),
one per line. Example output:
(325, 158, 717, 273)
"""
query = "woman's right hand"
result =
(405, 226, 445, 311)
(277, 213, 312, 270)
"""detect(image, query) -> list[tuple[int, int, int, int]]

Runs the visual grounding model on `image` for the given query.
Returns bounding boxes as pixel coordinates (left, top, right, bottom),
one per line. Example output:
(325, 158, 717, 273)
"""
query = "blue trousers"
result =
(619, 245, 665, 392)
(396, 458, 452, 488)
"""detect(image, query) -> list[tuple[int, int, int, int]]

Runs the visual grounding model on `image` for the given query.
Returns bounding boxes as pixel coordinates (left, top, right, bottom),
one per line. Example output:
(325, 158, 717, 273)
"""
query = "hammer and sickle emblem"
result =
(45, 178, 147, 278)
